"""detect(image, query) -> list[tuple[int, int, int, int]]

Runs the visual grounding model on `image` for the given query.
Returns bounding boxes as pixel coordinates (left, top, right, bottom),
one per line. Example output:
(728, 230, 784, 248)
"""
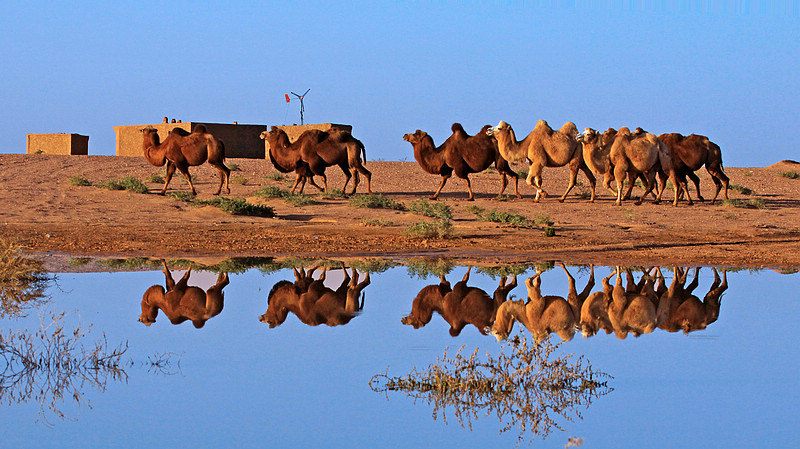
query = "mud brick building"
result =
(26, 133, 89, 155)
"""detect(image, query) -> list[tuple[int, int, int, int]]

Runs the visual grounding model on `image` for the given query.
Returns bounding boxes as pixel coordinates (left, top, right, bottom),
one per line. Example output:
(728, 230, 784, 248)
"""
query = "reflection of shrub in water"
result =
(369, 334, 612, 443)
(0, 311, 179, 425)
(0, 240, 52, 318)
(403, 258, 455, 279)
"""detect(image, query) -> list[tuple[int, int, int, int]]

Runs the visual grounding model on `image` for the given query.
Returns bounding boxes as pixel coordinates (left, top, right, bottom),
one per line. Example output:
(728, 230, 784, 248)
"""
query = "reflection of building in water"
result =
(138, 260, 229, 328)
(402, 267, 515, 336)
(260, 265, 370, 328)
(370, 334, 612, 443)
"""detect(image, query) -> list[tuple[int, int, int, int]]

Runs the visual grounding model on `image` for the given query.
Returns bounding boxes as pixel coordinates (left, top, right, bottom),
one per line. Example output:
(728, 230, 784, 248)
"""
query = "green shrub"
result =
(265, 172, 285, 181)
(361, 218, 394, 227)
(532, 214, 554, 226)
(228, 163, 241, 171)
(147, 173, 164, 183)
(231, 175, 248, 185)
(284, 193, 315, 207)
(544, 226, 557, 237)
(197, 197, 275, 217)
(480, 210, 529, 227)
(723, 198, 765, 209)
(168, 191, 194, 202)
(255, 186, 286, 198)
(408, 199, 452, 220)
(730, 184, 754, 195)
(405, 219, 453, 239)
(254, 186, 315, 207)
(68, 176, 92, 187)
(98, 177, 149, 194)
(349, 194, 405, 210)
(321, 189, 348, 199)
(464, 205, 485, 216)
(779, 171, 800, 179)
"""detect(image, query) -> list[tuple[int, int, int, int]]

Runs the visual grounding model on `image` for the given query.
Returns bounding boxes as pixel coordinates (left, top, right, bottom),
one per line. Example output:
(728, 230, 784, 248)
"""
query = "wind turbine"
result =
(290, 89, 310, 125)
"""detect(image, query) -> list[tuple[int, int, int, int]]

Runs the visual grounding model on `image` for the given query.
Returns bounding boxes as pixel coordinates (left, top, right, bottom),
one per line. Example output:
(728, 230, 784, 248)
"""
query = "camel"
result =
(403, 123, 521, 201)
(486, 120, 597, 202)
(490, 263, 594, 342)
(259, 265, 370, 327)
(261, 127, 371, 195)
(656, 267, 727, 334)
(606, 267, 670, 339)
(401, 267, 514, 336)
(658, 133, 730, 204)
(579, 268, 616, 337)
(140, 125, 230, 196)
(579, 127, 684, 206)
(138, 260, 229, 328)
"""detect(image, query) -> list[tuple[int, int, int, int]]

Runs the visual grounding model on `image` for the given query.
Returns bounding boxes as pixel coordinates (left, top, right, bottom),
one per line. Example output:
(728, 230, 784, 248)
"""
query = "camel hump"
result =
(559, 122, 578, 137)
(617, 127, 631, 136)
(169, 127, 191, 137)
(193, 124, 208, 134)
(451, 123, 465, 133)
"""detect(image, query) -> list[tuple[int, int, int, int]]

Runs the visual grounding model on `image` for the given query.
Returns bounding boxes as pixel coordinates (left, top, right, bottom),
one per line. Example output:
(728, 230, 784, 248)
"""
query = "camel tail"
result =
(359, 140, 367, 164)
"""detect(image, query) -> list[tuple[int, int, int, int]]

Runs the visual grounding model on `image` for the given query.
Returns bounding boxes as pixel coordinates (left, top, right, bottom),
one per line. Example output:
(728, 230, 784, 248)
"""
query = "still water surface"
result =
(1, 261, 798, 448)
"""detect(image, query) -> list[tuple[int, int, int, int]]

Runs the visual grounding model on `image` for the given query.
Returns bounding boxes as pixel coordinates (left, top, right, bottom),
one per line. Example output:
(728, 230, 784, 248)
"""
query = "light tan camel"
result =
(487, 120, 596, 202)
(140, 125, 230, 196)
(259, 265, 371, 327)
(580, 127, 683, 206)
(490, 263, 594, 343)
(656, 267, 727, 334)
(607, 267, 670, 339)
(579, 268, 616, 337)
(261, 127, 371, 195)
(403, 123, 521, 201)
(402, 267, 515, 336)
(138, 260, 229, 328)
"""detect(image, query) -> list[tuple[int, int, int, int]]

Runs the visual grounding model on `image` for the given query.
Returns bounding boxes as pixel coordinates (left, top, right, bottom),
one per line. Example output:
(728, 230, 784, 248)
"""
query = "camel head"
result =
(402, 130, 426, 144)
(486, 121, 511, 137)
(259, 131, 268, 140)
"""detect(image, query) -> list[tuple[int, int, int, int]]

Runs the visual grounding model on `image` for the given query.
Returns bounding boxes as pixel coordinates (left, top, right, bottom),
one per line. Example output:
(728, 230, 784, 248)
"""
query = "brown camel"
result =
(401, 267, 514, 336)
(261, 127, 372, 195)
(259, 265, 371, 328)
(259, 130, 321, 194)
(490, 263, 594, 342)
(140, 125, 230, 196)
(138, 260, 229, 328)
(658, 133, 730, 204)
(656, 267, 727, 334)
(487, 120, 596, 202)
(403, 123, 521, 201)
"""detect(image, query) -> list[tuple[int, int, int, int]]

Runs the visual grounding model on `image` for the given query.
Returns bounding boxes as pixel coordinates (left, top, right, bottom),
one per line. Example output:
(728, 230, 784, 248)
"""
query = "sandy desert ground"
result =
(1, 153, 799, 269)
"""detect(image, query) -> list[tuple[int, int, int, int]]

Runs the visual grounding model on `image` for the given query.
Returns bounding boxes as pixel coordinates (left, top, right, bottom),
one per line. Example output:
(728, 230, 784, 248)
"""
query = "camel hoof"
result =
(558, 198, 565, 203)
(467, 197, 475, 202)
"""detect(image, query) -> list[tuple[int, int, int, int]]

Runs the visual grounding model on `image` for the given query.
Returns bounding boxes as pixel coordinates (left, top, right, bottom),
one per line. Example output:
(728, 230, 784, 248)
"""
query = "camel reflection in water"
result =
(260, 265, 371, 327)
(491, 263, 595, 342)
(138, 259, 229, 328)
(489, 265, 728, 342)
(658, 267, 727, 334)
(402, 267, 516, 336)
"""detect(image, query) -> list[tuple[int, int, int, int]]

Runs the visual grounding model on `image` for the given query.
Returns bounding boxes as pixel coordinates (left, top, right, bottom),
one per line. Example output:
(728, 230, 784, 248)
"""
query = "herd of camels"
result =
(138, 260, 727, 343)
(140, 119, 730, 206)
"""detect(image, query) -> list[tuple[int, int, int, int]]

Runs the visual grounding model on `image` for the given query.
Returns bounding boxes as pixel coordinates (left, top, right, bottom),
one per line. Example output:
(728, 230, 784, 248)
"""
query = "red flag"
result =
(285, 94, 291, 103)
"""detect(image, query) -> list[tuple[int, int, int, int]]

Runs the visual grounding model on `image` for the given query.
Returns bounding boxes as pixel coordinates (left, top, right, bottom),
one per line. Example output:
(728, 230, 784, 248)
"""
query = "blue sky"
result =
(2, 1, 798, 166)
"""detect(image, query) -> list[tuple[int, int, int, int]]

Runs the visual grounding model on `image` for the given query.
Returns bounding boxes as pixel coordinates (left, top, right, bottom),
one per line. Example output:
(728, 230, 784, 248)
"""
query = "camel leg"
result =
(462, 266, 472, 283)
(581, 164, 597, 203)
(337, 163, 352, 194)
(497, 158, 522, 198)
(614, 165, 628, 205)
(213, 163, 231, 195)
(462, 176, 475, 201)
(161, 260, 176, 290)
(687, 171, 704, 202)
(291, 174, 305, 194)
(558, 164, 580, 203)
(578, 264, 596, 301)
(353, 163, 372, 194)
(431, 173, 451, 200)
(603, 172, 617, 197)
(175, 163, 197, 196)
(160, 162, 177, 195)
(707, 166, 729, 204)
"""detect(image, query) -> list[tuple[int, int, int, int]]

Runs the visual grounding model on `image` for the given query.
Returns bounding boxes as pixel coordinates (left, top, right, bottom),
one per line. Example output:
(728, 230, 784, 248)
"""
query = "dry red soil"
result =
(2, 154, 799, 269)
